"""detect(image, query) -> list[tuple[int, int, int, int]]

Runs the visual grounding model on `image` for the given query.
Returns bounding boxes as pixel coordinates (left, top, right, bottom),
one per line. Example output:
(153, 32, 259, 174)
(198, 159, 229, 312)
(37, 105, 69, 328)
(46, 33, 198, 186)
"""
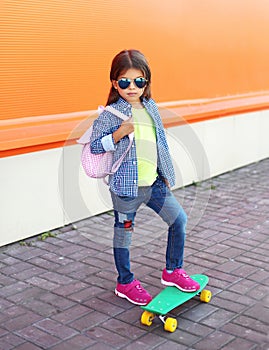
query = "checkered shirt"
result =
(90, 97, 175, 197)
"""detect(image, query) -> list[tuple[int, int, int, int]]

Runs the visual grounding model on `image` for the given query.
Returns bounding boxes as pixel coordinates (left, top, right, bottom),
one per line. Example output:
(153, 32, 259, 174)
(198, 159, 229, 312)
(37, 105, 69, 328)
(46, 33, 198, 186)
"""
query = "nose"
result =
(129, 81, 136, 89)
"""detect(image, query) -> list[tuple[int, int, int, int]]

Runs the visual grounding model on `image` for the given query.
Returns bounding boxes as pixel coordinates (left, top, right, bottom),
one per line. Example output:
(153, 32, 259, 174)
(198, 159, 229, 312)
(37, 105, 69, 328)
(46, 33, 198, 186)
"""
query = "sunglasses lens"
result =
(134, 78, 147, 88)
(117, 78, 147, 89)
(118, 79, 130, 89)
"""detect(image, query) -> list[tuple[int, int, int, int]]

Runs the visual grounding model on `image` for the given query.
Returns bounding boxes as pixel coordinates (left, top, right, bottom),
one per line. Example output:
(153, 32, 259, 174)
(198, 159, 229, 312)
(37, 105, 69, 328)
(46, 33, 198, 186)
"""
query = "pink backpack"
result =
(77, 106, 134, 181)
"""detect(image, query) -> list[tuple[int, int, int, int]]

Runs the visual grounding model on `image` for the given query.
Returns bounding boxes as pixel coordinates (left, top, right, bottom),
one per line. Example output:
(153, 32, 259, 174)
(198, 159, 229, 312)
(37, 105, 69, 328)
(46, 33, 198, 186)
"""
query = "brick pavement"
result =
(0, 159, 268, 350)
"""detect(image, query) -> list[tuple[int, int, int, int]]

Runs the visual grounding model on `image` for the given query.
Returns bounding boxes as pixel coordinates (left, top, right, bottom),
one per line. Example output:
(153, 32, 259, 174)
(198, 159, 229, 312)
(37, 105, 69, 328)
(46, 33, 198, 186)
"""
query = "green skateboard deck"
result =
(140, 274, 211, 332)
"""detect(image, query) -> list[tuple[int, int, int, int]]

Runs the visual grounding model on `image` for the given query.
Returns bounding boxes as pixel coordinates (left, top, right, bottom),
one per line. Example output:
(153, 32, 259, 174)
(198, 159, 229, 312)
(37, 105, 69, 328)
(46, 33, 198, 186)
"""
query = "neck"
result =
(131, 102, 144, 108)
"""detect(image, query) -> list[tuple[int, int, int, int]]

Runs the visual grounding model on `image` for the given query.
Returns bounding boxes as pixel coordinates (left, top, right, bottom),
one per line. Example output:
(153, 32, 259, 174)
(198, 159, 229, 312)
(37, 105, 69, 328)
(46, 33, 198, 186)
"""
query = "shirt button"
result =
(134, 180, 137, 184)
(133, 161, 136, 165)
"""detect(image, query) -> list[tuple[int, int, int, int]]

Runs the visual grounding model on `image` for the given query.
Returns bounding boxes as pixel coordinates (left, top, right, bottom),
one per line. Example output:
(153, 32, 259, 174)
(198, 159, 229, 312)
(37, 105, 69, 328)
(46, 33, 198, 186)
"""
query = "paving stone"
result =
(69, 311, 110, 332)
(0, 305, 26, 323)
(243, 303, 269, 324)
(216, 289, 255, 307)
(180, 303, 218, 322)
(116, 305, 146, 325)
(10, 266, 47, 281)
(11, 343, 41, 350)
(20, 298, 58, 317)
(38, 292, 76, 311)
(4, 247, 44, 261)
(0, 332, 25, 347)
(51, 304, 91, 324)
(222, 322, 268, 345)
(153, 340, 187, 350)
(154, 324, 200, 346)
(200, 308, 237, 328)
(26, 276, 59, 291)
(26, 256, 62, 270)
(86, 326, 130, 348)
(128, 332, 166, 349)
(193, 330, 235, 350)
(248, 284, 269, 301)
(86, 343, 115, 350)
(35, 318, 79, 339)
(233, 315, 268, 335)
(53, 281, 90, 297)
(2, 310, 42, 332)
(177, 317, 215, 337)
(228, 278, 259, 295)
(0, 281, 29, 298)
(0, 327, 8, 337)
(84, 274, 115, 290)
(83, 297, 125, 317)
(16, 325, 60, 348)
(48, 334, 96, 350)
(68, 285, 105, 303)
(220, 338, 257, 350)
(0, 338, 14, 350)
(0, 274, 17, 288)
(7, 287, 42, 304)
(100, 317, 145, 340)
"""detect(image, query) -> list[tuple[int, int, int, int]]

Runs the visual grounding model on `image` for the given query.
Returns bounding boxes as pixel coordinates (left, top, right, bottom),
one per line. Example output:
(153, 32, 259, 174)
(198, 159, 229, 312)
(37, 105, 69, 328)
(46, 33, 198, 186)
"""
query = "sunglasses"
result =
(117, 77, 147, 89)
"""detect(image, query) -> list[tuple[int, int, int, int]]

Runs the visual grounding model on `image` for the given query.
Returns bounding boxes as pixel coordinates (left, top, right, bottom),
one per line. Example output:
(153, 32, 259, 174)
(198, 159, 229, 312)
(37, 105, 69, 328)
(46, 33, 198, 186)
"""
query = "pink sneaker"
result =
(161, 268, 200, 292)
(115, 280, 152, 305)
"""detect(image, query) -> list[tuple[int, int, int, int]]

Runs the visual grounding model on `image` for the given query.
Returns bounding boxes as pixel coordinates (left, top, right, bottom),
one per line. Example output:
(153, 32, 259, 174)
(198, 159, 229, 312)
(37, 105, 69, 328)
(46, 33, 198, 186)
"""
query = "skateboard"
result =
(140, 274, 211, 332)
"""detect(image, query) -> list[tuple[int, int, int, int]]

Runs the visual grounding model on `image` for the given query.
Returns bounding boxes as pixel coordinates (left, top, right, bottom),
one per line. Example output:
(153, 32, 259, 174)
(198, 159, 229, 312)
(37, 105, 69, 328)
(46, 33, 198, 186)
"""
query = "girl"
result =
(90, 49, 200, 305)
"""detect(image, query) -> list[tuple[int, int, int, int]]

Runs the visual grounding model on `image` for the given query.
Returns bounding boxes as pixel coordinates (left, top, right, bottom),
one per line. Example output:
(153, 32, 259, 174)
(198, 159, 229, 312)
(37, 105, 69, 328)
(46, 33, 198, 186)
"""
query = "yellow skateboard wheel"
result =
(141, 311, 155, 326)
(164, 317, 177, 332)
(200, 289, 212, 303)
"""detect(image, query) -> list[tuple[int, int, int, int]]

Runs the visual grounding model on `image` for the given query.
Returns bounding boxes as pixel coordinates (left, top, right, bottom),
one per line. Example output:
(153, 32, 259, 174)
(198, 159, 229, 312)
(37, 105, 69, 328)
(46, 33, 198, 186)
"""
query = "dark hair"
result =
(106, 49, 151, 105)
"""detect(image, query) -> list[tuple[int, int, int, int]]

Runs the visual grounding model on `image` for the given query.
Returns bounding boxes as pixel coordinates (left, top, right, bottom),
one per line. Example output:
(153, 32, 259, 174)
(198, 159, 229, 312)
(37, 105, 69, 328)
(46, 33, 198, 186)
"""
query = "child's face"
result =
(112, 68, 146, 105)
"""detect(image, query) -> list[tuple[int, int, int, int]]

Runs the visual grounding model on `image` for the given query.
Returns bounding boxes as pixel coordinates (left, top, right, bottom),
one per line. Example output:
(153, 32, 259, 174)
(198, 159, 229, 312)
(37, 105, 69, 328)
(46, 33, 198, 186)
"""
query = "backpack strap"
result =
(105, 105, 134, 173)
(105, 105, 131, 121)
(110, 131, 134, 173)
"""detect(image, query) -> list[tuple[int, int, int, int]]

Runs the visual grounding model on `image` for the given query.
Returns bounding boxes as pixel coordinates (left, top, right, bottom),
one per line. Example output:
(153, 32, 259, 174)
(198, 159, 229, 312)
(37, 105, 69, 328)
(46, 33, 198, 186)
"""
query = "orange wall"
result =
(1, 0, 269, 121)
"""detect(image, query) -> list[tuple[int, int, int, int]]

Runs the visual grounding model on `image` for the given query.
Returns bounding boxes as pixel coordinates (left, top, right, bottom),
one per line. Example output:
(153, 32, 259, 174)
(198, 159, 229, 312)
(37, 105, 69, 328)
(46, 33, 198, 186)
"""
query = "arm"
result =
(90, 112, 134, 154)
(112, 117, 134, 143)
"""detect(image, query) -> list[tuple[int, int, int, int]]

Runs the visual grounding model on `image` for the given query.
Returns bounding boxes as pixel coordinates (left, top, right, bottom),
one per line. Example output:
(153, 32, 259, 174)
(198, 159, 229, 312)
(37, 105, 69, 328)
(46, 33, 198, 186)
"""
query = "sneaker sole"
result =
(114, 289, 149, 306)
(161, 278, 198, 292)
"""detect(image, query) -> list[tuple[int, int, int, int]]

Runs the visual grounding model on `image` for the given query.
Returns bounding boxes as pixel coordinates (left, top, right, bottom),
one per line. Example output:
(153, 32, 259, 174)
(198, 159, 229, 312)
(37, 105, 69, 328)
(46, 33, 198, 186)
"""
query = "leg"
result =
(113, 210, 136, 284)
(110, 191, 153, 304)
(146, 177, 187, 269)
(110, 191, 143, 284)
(146, 177, 200, 292)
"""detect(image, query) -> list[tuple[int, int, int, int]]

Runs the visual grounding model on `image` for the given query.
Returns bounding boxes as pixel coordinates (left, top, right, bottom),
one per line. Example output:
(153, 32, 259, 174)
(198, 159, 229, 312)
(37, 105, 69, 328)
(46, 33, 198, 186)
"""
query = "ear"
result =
(112, 80, 118, 90)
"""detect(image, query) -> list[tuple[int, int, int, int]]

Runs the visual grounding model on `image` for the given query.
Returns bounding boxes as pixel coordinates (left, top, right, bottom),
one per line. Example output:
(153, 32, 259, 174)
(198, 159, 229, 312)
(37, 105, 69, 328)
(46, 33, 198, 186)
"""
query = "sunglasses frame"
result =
(117, 77, 148, 89)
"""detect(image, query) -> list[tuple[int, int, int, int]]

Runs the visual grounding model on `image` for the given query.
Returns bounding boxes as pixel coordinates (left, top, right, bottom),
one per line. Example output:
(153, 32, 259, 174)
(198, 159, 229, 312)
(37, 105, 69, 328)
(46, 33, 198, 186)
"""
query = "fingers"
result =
(122, 117, 134, 134)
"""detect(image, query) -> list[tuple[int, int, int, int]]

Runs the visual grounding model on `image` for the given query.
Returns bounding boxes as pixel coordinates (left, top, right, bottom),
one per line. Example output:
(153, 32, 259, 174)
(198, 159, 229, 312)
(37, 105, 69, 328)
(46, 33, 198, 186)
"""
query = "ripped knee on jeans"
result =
(118, 212, 134, 232)
(123, 219, 133, 232)
(113, 212, 134, 249)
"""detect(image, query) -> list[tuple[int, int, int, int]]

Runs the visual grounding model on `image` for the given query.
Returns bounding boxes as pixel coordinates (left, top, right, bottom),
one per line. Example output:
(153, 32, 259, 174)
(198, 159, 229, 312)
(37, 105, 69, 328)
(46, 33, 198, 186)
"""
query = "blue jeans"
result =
(110, 177, 187, 284)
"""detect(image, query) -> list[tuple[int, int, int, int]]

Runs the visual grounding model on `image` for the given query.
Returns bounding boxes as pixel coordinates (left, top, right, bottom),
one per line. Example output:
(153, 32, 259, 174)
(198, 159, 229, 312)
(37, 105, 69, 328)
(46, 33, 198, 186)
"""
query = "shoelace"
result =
(135, 283, 145, 293)
(175, 269, 190, 280)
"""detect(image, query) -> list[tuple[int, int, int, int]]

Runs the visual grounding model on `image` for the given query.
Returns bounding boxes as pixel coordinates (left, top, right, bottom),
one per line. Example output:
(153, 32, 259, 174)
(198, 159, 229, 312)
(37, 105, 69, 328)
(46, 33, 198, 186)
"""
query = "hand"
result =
(113, 117, 134, 143)
(164, 178, 171, 189)
(120, 117, 134, 135)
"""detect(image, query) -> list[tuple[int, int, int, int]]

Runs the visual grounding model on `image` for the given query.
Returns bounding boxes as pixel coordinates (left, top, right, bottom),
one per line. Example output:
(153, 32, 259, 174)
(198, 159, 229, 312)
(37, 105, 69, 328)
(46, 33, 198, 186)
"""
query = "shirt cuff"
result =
(101, 134, 115, 152)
